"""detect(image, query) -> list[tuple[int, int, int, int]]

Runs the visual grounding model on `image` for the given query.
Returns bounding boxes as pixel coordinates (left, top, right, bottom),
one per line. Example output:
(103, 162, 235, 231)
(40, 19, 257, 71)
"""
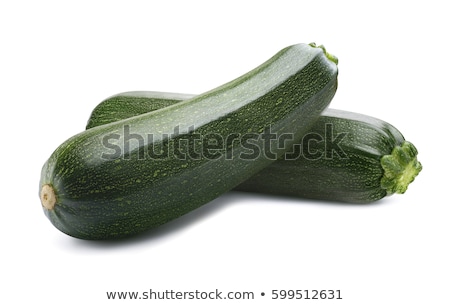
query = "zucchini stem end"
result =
(41, 184, 57, 210)
(380, 141, 422, 195)
(309, 42, 339, 65)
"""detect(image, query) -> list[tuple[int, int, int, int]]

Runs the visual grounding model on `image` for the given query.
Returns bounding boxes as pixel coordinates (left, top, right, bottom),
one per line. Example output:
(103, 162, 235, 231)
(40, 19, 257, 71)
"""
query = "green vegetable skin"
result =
(88, 92, 422, 203)
(40, 43, 339, 240)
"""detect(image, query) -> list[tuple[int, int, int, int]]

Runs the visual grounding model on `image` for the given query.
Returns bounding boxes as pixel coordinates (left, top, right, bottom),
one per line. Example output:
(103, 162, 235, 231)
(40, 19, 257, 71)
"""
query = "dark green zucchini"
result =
(40, 43, 339, 239)
(87, 92, 422, 203)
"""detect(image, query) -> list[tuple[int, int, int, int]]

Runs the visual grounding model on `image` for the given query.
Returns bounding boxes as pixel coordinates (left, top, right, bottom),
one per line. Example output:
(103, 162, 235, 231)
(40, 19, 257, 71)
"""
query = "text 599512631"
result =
(270, 289, 342, 300)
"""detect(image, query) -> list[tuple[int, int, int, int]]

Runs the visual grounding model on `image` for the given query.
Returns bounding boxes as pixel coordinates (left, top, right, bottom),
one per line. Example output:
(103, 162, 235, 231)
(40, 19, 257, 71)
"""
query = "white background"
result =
(1, 1, 448, 304)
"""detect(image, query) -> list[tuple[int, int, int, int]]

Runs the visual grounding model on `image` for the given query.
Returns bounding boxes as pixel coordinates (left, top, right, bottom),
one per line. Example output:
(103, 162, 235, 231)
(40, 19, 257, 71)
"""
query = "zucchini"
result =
(87, 92, 422, 203)
(40, 43, 339, 239)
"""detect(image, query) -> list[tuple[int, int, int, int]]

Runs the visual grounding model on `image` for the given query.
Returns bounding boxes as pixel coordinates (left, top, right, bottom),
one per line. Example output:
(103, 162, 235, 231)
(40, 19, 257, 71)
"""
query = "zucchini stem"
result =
(309, 42, 339, 65)
(41, 184, 56, 210)
(380, 141, 422, 195)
